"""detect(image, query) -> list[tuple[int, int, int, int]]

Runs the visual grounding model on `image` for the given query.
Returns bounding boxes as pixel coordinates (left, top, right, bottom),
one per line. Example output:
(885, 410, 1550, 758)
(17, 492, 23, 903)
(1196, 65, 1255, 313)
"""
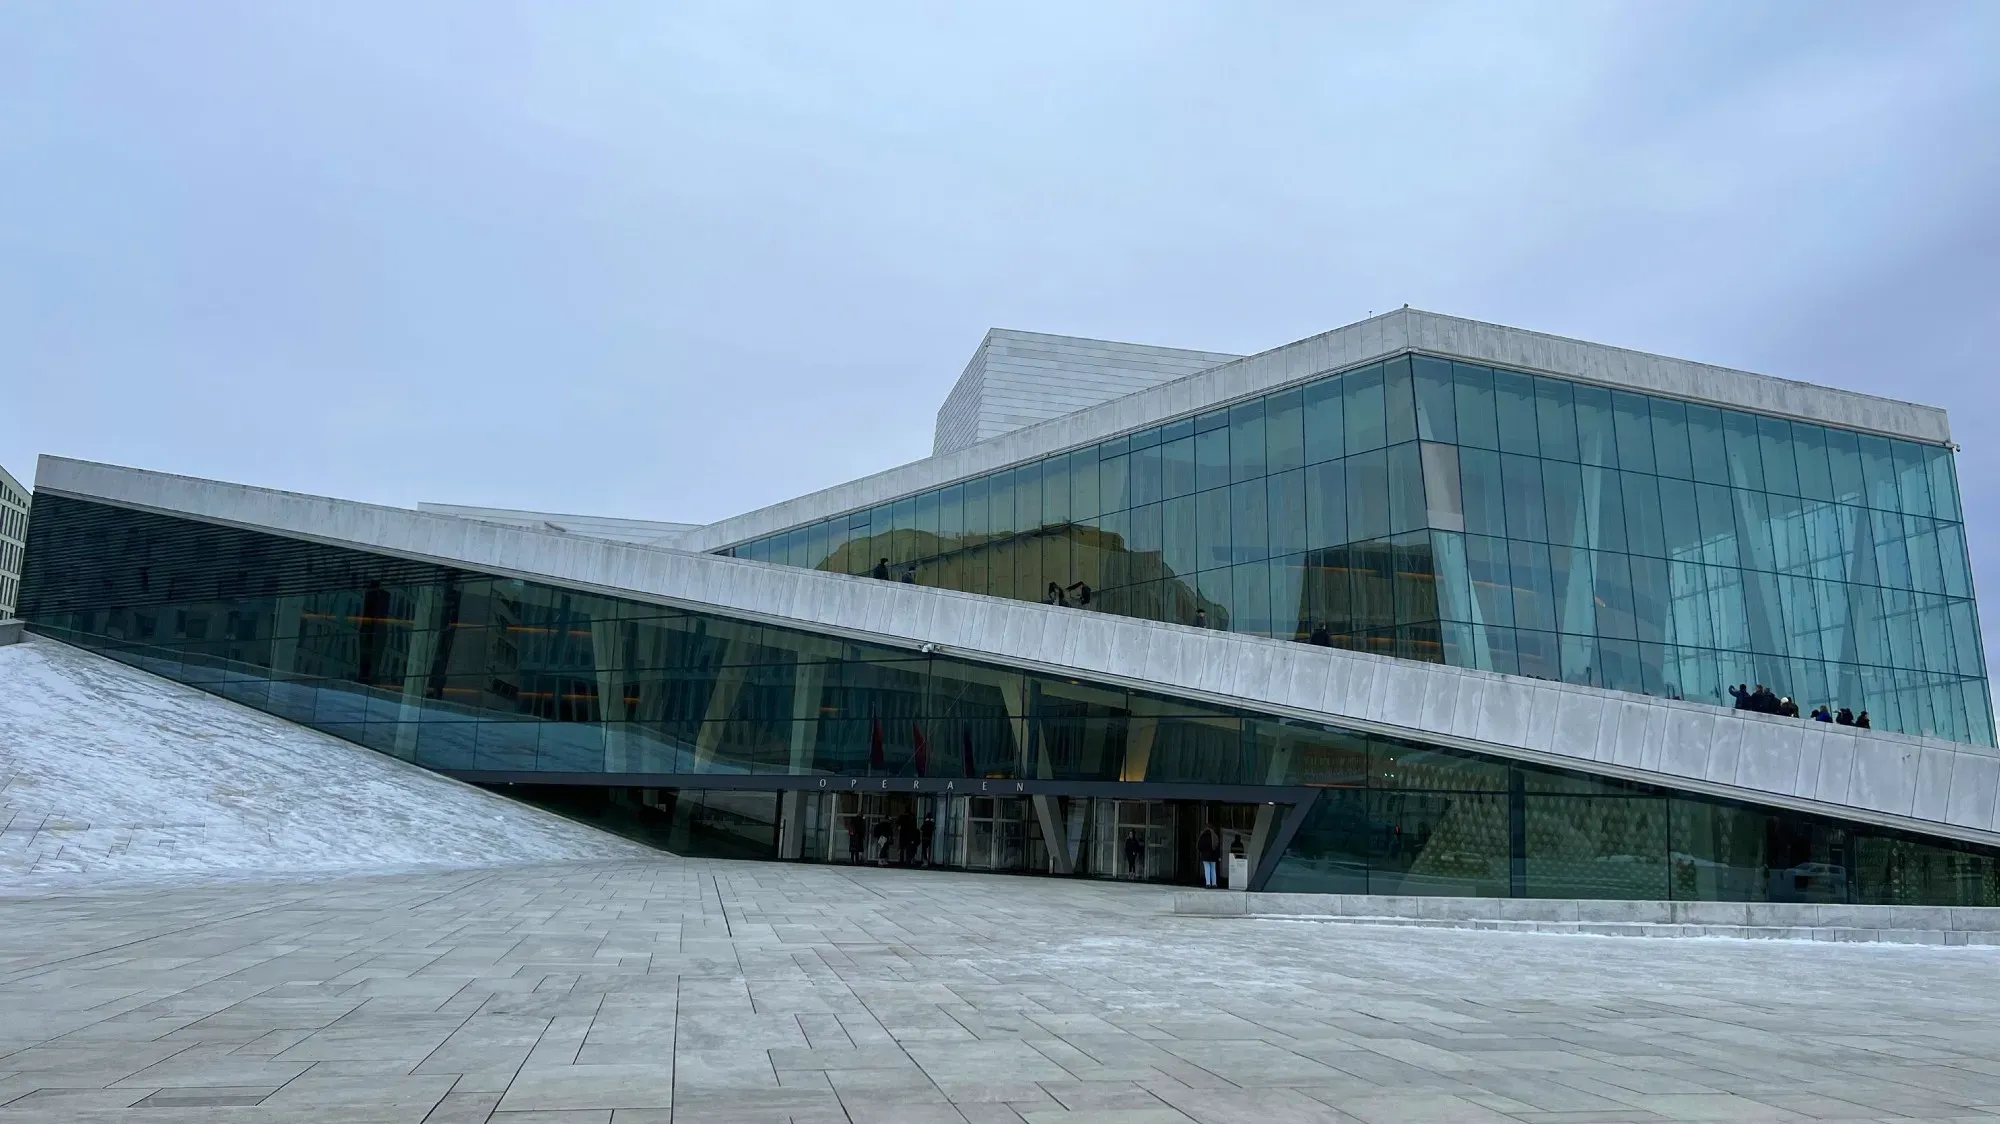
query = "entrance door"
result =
(962, 796, 1027, 871)
(1090, 799, 1177, 880)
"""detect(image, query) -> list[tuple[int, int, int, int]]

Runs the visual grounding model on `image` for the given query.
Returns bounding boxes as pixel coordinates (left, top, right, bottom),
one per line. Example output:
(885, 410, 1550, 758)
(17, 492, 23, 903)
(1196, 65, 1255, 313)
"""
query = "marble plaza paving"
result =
(5, 859, 2000, 1123)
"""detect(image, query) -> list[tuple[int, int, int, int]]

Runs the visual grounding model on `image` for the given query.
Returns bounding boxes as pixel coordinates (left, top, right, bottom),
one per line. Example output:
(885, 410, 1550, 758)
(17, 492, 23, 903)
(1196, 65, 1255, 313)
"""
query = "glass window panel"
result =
(1693, 483, 1737, 568)
(1160, 495, 1198, 581)
(1534, 376, 1580, 463)
(1621, 473, 1664, 558)
(1610, 392, 1656, 475)
(1500, 453, 1548, 542)
(1871, 509, 1912, 590)
(1735, 490, 1777, 572)
(1432, 531, 1474, 624)
(1452, 363, 1498, 450)
(1550, 545, 1597, 640)
(986, 472, 1015, 540)
(1127, 501, 1163, 558)
(1926, 446, 1962, 522)
(1594, 551, 1638, 641)
(1493, 370, 1540, 457)
(1161, 417, 1194, 444)
(1352, 538, 1396, 634)
(1230, 479, 1270, 564)
(1197, 408, 1228, 433)
(1937, 523, 1972, 599)
(1949, 599, 1986, 676)
(1233, 562, 1272, 635)
(1265, 387, 1305, 474)
(1413, 356, 1457, 443)
(1043, 454, 1071, 525)
(1721, 411, 1764, 492)
(1540, 460, 1586, 550)
(1129, 441, 1162, 508)
(1394, 531, 1437, 627)
(1657, 477, 1701, 562)
(1825, 427, 1866, 505)
(1466, 534, 1514, 630)
(1420, 442, 1464, 533)
(1304, 459, 1347, 551)
(1387, 442, 1425, 536)
(1345, 449, 1391, 543)
(1230, 399, 1268, 483)
(1650, 398, 1693, 480)
(1858, 434, 1899, 511)
(1906, 516, 1944, 596)
(1510, 539, 1557, 633)
(1524, 794, 1668, 900)
(889, 497, 918, 565)
(1583, 466, 1628, 554)
(1160, 436, 1196, 500)
(1685, 404, 1729, 487)
(807, 520, 832, 570)
(1271, 554, 1308, 640)
(1573, 384, 1618, 469)
(1383, 356, 1418, 446)
(1014, 461, 1043, 530)
(1099, 453, 1129, 514)
(1302, 375, 1345, 465)
(1070, 450, 1099, 521)
(1458, 447, 1506, 539)
(1268, 470, 1307, 558)
(1130, 425, 1162, 449)
(1345, 363, 1388, 454)
(1196, 489, 1231, 571)
(1758, 417, 1800, 497)
(1195, 426, 1230, 493)
(1893, 441, 1933, 517)
(1794, 425, 1835, 502)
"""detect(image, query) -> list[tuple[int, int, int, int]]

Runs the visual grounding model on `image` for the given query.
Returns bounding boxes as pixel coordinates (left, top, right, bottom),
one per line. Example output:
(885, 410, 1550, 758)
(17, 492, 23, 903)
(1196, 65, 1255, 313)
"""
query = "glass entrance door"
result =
(1091, 799, 1176, 880)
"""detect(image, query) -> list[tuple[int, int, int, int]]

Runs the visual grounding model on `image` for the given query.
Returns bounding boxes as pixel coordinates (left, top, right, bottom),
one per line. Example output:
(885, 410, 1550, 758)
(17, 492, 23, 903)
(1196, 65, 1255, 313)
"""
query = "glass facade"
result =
(726, 353, 1991, 745)
(18, 491, 2000, 905)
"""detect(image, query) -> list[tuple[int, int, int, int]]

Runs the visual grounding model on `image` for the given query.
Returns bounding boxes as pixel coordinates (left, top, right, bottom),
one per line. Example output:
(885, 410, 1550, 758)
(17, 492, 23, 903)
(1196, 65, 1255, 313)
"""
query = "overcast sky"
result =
(4, 2, 1998, 671)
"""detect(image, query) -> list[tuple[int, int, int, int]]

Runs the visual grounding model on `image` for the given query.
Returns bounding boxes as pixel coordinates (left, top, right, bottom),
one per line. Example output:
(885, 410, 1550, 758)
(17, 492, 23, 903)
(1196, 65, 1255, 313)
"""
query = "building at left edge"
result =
(17, 309, 2000, 903)
(0, 462, 29, 621)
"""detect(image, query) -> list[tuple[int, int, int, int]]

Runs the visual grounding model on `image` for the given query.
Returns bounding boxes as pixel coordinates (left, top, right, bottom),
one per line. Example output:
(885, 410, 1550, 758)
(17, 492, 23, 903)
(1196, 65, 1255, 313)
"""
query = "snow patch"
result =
(0, 636, 656, 886)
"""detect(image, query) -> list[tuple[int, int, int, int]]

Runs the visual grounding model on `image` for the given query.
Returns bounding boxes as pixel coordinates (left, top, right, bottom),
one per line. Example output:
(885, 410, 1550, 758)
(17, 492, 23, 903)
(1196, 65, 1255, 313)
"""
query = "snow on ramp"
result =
(0, 636, 655, 885)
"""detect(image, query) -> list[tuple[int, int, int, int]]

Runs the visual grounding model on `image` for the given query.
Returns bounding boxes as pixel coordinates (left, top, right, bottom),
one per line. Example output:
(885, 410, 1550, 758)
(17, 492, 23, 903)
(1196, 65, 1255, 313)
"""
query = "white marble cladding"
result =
(40, 456, 2000, 851)
(682, 308, 1952, 553)
(931, 329, 1240, 457)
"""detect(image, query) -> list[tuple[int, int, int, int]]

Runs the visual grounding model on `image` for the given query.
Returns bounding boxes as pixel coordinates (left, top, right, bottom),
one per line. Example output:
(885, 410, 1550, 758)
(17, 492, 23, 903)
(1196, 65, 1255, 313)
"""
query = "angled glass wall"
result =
(19, 492, 2000, 905)
(725, 354, 1990, 744)
(23, 490, 2000, 900)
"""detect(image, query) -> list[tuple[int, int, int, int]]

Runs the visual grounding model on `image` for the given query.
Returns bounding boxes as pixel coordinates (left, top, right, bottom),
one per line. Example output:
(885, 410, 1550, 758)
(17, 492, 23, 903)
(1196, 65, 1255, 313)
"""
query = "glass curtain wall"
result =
(19, 492, 2000, 905)
(727, 355, 1989, 745)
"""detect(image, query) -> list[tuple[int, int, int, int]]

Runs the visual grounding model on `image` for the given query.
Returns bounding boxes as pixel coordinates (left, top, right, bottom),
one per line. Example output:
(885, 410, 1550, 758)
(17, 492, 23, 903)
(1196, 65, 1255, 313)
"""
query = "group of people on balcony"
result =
(1731, 682, 1870, 729)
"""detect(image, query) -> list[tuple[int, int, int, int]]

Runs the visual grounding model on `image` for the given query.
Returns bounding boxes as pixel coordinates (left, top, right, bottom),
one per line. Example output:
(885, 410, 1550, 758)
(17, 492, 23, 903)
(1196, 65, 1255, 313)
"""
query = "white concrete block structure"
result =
(15, 309, 1998, 905)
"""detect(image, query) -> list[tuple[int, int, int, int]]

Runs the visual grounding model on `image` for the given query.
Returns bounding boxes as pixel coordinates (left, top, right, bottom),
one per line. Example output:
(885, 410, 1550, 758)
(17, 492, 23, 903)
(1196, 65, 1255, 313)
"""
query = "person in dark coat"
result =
(1045, 581, 1066, 606)
(1730, 684, 1751, 709)
(1835, 708, 1855, 726)
(1194, 608, 1209, 629)
(1066, 581, 1092, 607)
(872, 558, 891, 580)
(1856, 710, 1871, 729)
(900, 811, 920, 864)
(846, 817, 865, 864)
(900, 565, 918, 584)
(1122, 830, 1144, 877)
(1196, 825, 1221, 888)
(919, 813, 937, 866)
(1309, 623, 1332, 647)
(1778, 696, 1799, 719)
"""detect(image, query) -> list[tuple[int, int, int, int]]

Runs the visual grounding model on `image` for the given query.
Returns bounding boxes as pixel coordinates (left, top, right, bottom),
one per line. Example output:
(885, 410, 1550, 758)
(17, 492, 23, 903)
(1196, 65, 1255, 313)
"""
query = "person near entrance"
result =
(1122, 830, 1144, 877)
(872, 818, 894, 865)
(899, 811, 920, 865)
(845, 816, 865, 864)
(920, 813, 937, 867)
(1197, 824, 1221, 888)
